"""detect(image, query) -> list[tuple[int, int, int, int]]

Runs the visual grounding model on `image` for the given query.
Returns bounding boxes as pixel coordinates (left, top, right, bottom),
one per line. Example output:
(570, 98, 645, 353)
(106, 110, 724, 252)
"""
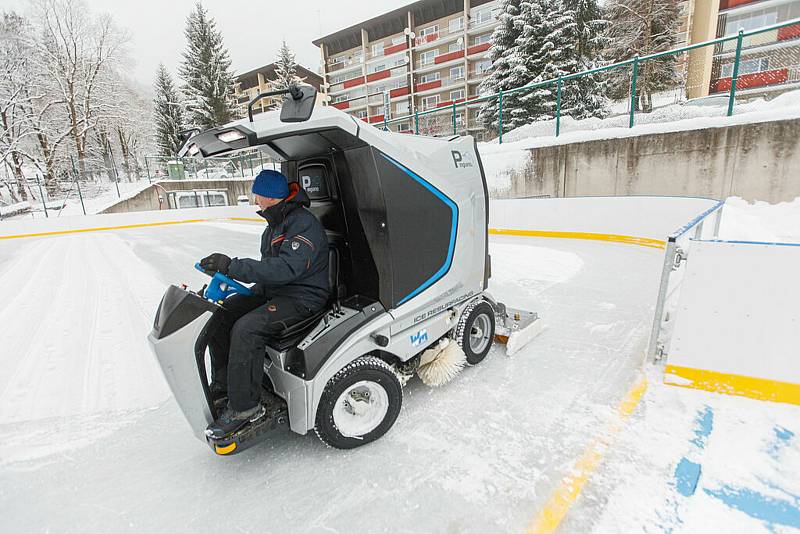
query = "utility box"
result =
(167, 161, 186, 180)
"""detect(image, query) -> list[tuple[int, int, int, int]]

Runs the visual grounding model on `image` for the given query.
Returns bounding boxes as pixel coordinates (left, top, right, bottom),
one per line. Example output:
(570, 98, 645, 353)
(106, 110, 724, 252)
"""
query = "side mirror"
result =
(280, 85, 317, 123)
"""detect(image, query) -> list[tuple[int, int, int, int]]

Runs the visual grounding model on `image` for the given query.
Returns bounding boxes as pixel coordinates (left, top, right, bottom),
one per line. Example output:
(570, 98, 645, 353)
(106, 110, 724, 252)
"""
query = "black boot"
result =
(205, 404, 266, 439)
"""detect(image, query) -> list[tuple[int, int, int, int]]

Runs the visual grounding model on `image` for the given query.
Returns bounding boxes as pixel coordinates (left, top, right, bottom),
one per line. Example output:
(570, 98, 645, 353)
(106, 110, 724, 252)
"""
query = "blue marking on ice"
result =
(689, 406, 713, 449)
(704, 486, 800, 528)
(675, 458, 702, 497)
(768, 425, 794, 460)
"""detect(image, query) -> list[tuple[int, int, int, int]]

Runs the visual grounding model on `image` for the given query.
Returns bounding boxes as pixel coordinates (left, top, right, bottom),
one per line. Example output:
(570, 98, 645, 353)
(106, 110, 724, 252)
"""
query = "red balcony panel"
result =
(435, 98, 466, 109)
(467, 42, 491, 55)
(366, 70, 391, 82)
(384, 42, 408, 55)
(390, 86, 410, 98)
(367, 114, 385, 124)
(415, 79, 443, 92)
(710, 68, 789, 93)
(332, 101, 349, 110)
(719, 0, 758, 8)
(416, 32, 439, 46)
(434, 50, 465, 64)
(778, 23, 800, 41)
(343, 76, 366, 89)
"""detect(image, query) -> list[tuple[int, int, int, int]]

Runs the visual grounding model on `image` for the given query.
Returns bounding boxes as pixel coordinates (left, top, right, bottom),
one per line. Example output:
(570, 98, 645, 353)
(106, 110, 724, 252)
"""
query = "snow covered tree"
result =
(179, 3, 237, 130)
(561, 0, 610, 119)
(153, 64, 185, 157)
(273, 40, 303, 89)
(479, 0, 583, 132)
(604, 0, 681, 112)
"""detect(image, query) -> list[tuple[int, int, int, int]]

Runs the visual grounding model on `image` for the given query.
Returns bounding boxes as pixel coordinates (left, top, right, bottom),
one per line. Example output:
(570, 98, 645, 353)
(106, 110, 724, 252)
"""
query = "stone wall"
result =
(101, 179, 254, 214)
(497, 118, 800, 203)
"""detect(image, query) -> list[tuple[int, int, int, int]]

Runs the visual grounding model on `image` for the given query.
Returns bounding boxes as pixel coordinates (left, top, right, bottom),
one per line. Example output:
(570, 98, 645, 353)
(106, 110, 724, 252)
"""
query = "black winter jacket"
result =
(227, 184, 330, 312)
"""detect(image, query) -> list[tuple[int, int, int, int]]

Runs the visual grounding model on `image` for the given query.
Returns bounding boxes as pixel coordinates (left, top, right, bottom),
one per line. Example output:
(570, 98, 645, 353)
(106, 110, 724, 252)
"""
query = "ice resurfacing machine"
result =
(147, 85, 543, 455)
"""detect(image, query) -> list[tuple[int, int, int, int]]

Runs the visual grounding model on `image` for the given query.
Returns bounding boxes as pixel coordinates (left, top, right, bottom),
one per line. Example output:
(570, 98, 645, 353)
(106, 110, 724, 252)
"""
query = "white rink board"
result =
(490, 197, 719, 239)
(669, 240, 800, 383)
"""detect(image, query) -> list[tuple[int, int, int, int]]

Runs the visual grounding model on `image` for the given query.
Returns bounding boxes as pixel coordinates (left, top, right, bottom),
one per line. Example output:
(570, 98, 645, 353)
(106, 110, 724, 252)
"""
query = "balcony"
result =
(466, 42, 491, 56)
(710, 68, 789, 92)
(367, 41, 408, 61)
(414, 25, 463, 49)
(467, 17, 499, 33)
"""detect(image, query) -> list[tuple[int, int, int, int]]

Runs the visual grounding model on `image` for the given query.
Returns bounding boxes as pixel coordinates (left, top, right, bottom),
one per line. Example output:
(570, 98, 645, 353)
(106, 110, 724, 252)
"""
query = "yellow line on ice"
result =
(0, 217, 264, 240)
(665, 364, 800, 405)
(526, 375, 648, 534)
(489, 228, 666, 249)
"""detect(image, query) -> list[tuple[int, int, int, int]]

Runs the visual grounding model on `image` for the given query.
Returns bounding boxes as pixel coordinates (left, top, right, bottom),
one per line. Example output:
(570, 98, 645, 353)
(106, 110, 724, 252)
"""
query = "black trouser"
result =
(208, 294, 315, 411)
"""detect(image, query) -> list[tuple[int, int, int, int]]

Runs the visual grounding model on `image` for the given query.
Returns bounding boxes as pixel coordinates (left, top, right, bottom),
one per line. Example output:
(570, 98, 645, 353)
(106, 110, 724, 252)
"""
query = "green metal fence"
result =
(143, 149, 278, 181)
(380, 17, 800, 143)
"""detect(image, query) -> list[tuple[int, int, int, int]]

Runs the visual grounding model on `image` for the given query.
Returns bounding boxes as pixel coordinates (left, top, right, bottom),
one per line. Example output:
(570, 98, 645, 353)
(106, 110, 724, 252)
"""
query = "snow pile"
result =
(720, 196, 800, 243)
(0, 201, 31, 217)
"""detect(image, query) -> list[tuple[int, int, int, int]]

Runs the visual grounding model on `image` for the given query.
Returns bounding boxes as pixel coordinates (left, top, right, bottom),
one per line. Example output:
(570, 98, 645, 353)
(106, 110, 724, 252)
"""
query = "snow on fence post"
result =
(414, 110, 419, 135)
(70, 155, 86, 216)
(629, 55, 640, 129)
(498, 91, 504, 144)
(555, 76, 563, 137)
(728, 29, 745, 117)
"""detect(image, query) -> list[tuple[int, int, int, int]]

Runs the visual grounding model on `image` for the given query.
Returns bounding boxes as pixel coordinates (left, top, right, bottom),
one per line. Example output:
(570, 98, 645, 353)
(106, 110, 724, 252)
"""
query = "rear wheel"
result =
(314, 356, 402, 449)
(456, 301, 496, 365)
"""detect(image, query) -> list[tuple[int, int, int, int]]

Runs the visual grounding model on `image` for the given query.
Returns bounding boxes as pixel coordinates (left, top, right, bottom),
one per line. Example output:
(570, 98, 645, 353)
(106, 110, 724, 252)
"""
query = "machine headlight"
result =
(216, 130, 246, 143)
(187, 143, 200, 156)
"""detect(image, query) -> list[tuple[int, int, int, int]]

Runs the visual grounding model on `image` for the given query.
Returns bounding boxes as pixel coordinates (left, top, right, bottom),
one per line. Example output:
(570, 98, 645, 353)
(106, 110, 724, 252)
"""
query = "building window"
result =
(372, 42, 384, 56)
(449, 17, 464, 33)
(474, 59, 492, 75)
(392, 36, 405, 46)
(396, 100, 410, 115)
(398, 122, 412, 133)
(421, 95, 440, 110)
(449, 42, 463, 53)
(450, 66, 465, 81)
(354, 110, 368, 119)
(370, 63, 387, 74)
(720, 57, 769, 78)
(419, 25, 439, 37)
(725, 9, 778, 35)
(473, 33, 492, 46)
(451, 89, 465, 101)
(419, 72, 441, 83)
(329, 73, 346, 85)
(419, 50, 439, 66)
(471, 7, 494, 26)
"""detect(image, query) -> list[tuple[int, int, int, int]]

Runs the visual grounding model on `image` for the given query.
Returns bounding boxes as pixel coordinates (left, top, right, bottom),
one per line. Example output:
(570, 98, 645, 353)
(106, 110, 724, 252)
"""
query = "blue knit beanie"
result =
(252, 170, 289, 199)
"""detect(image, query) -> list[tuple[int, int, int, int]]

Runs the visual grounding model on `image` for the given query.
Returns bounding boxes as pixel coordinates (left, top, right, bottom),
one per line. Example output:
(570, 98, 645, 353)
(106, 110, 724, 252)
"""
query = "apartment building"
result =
(686, 0, 800, 98)
(234, 63, 323, 116)
(312, 0, 501, 139)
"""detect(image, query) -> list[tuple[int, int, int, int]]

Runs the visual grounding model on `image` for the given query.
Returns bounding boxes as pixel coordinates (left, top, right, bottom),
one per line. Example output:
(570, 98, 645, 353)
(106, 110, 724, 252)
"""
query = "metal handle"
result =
(247, 84, 303, 122)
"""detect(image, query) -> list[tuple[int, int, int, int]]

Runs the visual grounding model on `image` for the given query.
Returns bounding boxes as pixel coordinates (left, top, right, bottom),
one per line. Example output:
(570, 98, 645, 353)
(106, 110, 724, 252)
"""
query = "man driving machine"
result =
(199, 169, 329, 438)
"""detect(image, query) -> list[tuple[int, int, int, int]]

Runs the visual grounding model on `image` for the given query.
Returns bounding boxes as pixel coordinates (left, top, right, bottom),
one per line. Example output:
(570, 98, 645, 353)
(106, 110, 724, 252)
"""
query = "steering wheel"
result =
(194, 263, 253, 302)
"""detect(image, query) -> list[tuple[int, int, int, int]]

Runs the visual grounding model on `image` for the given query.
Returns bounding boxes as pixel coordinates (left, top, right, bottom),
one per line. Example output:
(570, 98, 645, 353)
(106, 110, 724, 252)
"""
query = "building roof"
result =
(235, 63, 323, 90)
(313, 0, 494, 55)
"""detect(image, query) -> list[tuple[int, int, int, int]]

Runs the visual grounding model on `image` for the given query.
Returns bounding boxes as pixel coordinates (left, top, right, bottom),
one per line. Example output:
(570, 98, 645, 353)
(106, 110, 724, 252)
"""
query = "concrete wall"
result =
(101, 179, 254, 214)
(498, 118, 800, 203)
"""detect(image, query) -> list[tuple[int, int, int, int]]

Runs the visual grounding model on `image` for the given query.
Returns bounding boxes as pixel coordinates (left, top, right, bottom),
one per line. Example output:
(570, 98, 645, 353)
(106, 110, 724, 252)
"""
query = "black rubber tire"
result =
(314, 356, 403, 449)
(456, 301, 496, 366)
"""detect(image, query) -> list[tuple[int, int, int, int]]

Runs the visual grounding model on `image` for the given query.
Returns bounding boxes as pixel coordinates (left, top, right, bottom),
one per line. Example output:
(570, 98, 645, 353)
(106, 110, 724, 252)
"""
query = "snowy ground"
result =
(0, 205, 797, 532)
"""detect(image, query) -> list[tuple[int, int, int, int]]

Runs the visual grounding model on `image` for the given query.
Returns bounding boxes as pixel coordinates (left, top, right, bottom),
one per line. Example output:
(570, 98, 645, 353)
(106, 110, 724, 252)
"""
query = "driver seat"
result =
(265, 241, 343, 350)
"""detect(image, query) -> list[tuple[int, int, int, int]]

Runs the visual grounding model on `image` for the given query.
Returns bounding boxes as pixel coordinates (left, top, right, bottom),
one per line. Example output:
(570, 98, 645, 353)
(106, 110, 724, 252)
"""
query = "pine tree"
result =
(178, 3, 237, 129)
(153, 64, 185, 157)
(562, 0, 610, 119)
(480, 0, 582, 131)
(273, 40, 302, 89)
(604, 0, 681, 112)
(478, 0, 522, 133)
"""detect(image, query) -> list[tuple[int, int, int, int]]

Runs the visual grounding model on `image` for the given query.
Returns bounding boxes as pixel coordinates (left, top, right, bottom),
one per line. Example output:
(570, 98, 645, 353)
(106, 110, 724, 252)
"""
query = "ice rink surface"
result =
(0, 220, 667, 532)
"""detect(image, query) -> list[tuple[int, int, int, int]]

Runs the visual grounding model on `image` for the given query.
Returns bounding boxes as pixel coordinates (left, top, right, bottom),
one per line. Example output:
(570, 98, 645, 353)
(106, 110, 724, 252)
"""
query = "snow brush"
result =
(417, 338, 466, 387)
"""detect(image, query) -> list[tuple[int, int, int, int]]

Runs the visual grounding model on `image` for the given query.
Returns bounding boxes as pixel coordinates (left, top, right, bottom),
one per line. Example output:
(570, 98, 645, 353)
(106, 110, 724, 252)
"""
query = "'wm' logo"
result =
(410, 329, 429, 347)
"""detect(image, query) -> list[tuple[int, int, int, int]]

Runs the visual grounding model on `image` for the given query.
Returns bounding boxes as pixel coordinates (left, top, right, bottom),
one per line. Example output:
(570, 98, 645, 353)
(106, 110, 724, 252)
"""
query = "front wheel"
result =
(314, 356, 402, 449)
(456, 300, 496, 365)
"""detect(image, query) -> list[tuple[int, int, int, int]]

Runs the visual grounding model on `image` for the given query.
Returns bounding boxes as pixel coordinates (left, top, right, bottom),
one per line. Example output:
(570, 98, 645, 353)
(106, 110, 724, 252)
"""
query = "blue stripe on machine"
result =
(378, 153, 458, 306)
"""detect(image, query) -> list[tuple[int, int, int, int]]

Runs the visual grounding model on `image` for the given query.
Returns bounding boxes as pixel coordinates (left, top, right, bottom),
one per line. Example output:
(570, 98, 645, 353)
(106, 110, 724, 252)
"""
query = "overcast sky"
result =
(2, 0, 410, 89)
